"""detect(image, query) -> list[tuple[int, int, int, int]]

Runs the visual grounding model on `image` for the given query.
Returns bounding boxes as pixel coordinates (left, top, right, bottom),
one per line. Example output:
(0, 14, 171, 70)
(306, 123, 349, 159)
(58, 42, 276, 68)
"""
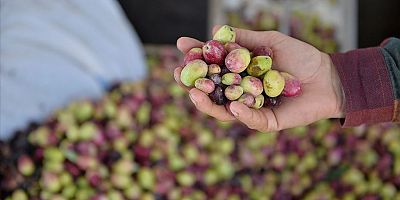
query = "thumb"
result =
(211, 25, 285, 50)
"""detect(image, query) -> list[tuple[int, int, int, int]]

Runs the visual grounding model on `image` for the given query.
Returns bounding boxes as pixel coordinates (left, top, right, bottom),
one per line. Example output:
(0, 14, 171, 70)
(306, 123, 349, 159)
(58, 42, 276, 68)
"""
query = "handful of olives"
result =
(180, 25, 302, 109)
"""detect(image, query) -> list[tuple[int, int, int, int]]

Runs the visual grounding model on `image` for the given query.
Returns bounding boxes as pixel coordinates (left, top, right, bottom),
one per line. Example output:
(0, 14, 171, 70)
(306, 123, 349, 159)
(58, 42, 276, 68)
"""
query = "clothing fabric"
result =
(0, 0, 147, 139)
(331, 38, 400, 126)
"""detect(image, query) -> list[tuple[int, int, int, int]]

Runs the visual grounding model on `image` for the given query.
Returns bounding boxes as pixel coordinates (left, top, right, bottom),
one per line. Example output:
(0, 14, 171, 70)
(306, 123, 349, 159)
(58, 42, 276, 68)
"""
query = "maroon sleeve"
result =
(330, 47, 394, 127)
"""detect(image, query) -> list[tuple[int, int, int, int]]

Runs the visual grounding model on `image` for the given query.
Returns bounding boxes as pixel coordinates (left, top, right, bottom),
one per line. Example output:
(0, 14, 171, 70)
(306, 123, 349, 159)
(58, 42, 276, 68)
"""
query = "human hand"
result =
(174, 26, 344, 132)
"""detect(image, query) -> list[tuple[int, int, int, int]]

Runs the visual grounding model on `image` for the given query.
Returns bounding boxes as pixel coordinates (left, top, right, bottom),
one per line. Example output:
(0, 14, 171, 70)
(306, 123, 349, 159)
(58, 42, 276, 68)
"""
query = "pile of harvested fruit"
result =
(1, 44, 400, 200)
(180, 25, 301, 108)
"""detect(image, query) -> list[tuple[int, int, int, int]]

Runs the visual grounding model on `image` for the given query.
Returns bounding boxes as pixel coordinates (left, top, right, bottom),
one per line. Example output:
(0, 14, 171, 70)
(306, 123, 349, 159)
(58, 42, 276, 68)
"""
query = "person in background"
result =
(0, 0, 147, 139)
(174, 27, 399, 132)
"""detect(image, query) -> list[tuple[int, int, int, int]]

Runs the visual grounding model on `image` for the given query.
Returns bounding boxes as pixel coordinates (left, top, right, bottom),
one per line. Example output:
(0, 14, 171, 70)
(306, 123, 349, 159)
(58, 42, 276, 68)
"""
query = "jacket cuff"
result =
(330, 47, 394, 127)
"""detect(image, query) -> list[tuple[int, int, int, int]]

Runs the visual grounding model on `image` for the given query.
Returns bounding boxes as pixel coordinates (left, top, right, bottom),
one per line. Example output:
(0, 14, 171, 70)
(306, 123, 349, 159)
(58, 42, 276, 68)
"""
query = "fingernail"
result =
(174, 69, 179, 80)
(189, 93, 197, 106)
(231, 109, 239, 117)
(225, 103, 234, 116)
(229, 102, 240, 117)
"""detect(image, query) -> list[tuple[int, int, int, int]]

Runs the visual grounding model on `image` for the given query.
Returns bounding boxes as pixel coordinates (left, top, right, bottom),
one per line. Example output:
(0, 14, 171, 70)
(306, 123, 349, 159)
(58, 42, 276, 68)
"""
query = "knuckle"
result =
(206, 104, 222, 118)
(268, 30, 281, 36)
(247, 123, 260, 130)
(196, 102, 208, 112)
(246, 112, 261, 130)
(262, 126, 276, 133)
(245, 118, 262, 130)
(259, 127, 271, 133)
(219, 117, 235, 122)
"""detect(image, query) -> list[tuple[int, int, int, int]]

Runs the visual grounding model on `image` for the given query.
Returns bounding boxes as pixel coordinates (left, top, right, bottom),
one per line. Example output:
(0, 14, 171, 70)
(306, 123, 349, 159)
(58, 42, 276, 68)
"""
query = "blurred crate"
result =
(209, 0, 357, 53)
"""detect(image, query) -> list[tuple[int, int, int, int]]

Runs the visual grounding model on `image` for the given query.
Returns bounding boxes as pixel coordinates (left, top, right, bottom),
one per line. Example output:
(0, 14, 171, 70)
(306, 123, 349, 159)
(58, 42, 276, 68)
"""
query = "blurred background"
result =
(119, 0, 399, 51)
(1, 0, 400, 200)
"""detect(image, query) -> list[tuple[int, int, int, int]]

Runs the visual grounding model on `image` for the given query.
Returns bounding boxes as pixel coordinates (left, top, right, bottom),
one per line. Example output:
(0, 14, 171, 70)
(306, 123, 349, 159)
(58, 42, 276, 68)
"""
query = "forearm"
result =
(330, 38, 400, 127)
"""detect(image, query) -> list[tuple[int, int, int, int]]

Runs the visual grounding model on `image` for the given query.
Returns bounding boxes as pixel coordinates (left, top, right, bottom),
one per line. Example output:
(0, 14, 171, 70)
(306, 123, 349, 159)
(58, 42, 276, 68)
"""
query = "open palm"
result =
(174, 26, 344, 132)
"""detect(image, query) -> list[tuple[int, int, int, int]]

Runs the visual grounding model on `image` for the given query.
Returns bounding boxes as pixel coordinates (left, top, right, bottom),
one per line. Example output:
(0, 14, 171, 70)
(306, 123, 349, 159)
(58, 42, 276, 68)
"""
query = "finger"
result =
(235, 28, 285, 50)
(229, 101, 279, 132)
(177, 37, 204, 53)
(211, 25, 285, 50)
(189, 88, 236, 121)
(173, 67, 190, 91)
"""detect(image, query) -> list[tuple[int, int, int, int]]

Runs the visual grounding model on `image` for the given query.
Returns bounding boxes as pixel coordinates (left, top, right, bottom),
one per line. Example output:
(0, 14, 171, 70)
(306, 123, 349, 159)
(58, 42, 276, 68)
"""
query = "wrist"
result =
(322, 53, 345, 118)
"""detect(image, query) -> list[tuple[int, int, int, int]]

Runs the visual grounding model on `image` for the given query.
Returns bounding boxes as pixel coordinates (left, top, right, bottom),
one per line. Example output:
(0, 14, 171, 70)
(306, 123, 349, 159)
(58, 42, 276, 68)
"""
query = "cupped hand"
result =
(174, 26, 345, 132)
